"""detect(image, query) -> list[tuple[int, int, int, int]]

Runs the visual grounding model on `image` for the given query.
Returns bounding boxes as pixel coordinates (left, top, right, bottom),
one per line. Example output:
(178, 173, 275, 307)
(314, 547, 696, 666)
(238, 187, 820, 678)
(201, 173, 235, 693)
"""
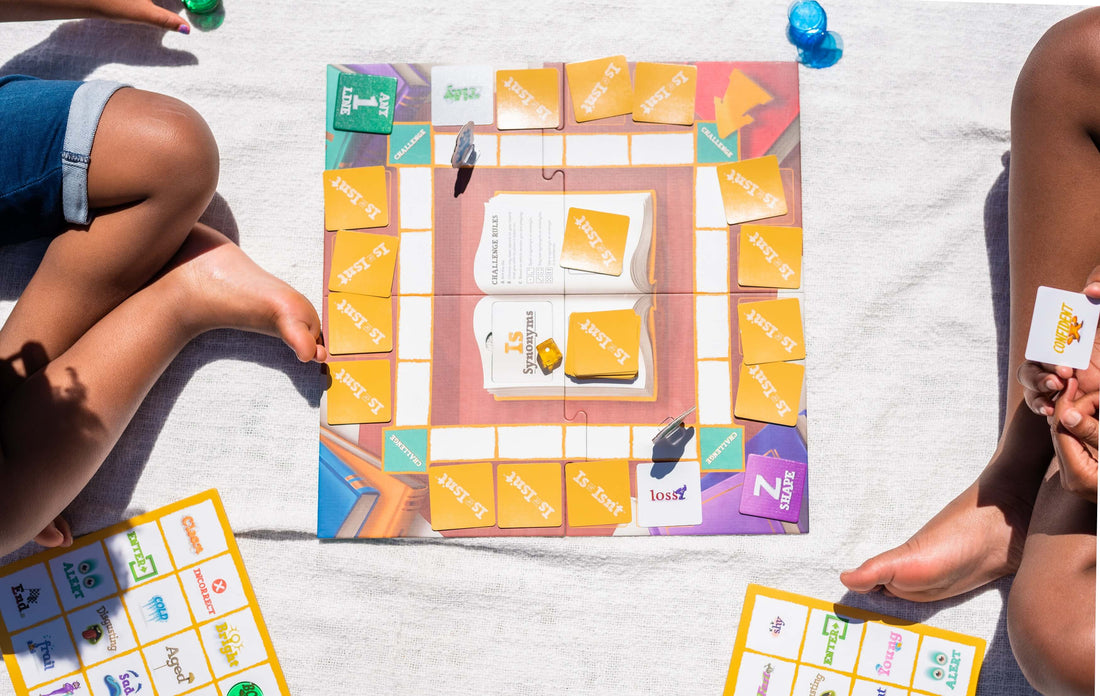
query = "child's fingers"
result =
(1084, 265, 1100, 299)
(1052, 428, 1098, 502)
(1060, 391, 1099, 456)
(1051, 381, 1098, 502)
(1017, 361, 1063, 416)
(105, 0, 189, 33)
(133, 2, 189, 32)
(53, 515, 73, 547)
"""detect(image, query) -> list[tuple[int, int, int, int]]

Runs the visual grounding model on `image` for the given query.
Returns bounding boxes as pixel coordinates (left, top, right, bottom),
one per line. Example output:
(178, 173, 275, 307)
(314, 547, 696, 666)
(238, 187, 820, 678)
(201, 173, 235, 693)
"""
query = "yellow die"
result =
(537, 338, 562, 371)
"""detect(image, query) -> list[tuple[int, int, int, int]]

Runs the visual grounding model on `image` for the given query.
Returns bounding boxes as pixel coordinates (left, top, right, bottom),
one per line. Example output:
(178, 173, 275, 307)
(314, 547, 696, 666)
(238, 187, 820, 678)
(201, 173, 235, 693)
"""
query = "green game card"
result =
(699, 426, 744, 471)
(696, 122, 739, 164)
(389, 123, 432, 165)
(383, 427, 429, 473)
(333, 73, 398, 134)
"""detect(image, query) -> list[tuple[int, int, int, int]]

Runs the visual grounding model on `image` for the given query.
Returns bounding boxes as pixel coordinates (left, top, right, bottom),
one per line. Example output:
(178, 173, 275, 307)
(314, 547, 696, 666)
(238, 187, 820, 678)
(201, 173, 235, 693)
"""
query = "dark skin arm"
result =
(0, 0, 189, 32)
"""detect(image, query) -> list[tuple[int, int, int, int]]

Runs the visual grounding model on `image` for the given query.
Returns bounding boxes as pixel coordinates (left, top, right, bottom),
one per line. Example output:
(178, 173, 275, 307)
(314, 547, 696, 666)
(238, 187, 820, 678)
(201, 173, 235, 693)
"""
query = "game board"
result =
(318, 60, 807, 538)
(723, 585, 986, 696)
(0, 491, 289, 696)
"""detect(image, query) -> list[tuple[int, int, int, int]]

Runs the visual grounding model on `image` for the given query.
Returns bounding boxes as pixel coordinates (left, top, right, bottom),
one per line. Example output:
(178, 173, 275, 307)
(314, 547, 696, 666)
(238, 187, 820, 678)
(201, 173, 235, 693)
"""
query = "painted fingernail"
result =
(178, 24, 190, 34)
(1062, 410, 1082, 427)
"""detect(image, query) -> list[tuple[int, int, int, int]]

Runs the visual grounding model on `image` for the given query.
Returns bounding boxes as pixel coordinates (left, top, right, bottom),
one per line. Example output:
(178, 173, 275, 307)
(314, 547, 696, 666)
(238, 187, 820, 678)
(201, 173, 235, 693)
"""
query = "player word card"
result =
(0, 491, 289, 696)
(724, 585, 985, 696)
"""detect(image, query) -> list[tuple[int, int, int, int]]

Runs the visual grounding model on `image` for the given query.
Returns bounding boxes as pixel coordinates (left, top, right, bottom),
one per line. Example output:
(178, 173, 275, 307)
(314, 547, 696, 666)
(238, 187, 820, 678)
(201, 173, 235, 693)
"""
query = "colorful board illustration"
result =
(0, 491, 289, 696)
(724, 585, 986, 696)
(319, 60, 807, 538)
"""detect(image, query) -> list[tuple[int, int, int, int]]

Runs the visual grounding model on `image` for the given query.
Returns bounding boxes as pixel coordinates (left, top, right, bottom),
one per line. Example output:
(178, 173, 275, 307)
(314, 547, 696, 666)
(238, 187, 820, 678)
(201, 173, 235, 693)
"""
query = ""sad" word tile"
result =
(323, 166, 389, 231)
(429, 463, 496, 530)
(326, 360, 392, 425)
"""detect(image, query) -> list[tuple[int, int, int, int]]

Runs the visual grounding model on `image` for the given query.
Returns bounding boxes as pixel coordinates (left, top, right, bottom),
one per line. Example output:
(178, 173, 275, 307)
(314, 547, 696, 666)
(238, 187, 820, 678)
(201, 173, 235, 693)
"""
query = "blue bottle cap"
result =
(787, 1, 827, 49)
(798, 30, 844, 69)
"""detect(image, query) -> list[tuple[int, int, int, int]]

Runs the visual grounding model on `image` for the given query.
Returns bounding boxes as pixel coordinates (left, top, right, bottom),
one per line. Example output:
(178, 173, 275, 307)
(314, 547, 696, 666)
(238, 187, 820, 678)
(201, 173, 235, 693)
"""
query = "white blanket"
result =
(0, 2, 1084, 694)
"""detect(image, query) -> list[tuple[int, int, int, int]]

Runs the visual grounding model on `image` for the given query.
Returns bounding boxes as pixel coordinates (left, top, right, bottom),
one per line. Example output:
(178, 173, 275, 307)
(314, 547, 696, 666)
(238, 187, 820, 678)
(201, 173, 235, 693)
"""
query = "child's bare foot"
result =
(841, 473, 1033, 602)
(33, 515, 72, 548)
(166, 223, 327, 363)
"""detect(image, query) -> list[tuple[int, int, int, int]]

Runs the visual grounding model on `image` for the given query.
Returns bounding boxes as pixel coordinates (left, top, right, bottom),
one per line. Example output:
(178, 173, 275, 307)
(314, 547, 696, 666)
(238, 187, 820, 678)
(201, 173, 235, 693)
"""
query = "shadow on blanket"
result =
(984, 151, 1011, 434)
(0, 13, 196, 81)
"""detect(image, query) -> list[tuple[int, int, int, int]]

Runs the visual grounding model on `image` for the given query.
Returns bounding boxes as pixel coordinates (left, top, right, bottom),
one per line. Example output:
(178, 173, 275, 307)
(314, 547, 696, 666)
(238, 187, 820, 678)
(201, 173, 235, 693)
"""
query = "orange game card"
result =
(738, 224, 802, 289)
(428, 462, 496, 530)
(734, 361, 803, 427)
(565, 309, 640, 379)
(565, 460, 632, 527)
(737, 297, 805, 364)
(327, 230, 399, 297)
(716, 155, 787, 225)
(497, 462, 563, 528)
(326, 359, 392, 425)
(323, 166, 389, 230)
(565, 55, 633, 122)
(559, 207, 629, 276)
(327, 292, 394, 355)
(496, 68, 561, 130)
(632, 62, 697, 125)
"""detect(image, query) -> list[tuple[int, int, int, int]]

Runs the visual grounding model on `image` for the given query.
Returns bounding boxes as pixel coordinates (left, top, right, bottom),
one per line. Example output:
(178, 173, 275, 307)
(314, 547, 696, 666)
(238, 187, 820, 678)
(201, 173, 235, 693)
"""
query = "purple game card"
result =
(738, 454, 807, 523)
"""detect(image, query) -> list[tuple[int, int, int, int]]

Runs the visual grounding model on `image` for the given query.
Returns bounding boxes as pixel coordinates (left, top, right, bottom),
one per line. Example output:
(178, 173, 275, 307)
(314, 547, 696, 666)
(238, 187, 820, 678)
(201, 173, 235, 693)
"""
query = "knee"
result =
(1015, 8, 1100, 109)
(123, 90, 220, 209)
(1007, 573, 1095, 696)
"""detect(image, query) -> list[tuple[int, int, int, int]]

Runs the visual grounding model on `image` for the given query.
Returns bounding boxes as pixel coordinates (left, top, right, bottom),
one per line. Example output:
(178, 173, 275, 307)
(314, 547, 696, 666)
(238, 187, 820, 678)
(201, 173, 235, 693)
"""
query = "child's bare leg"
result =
(0, 222, 322, 557)
(1008, 461, 1096, 696)
(842, 9, 1100, 601)
(0, 88, 218, 398)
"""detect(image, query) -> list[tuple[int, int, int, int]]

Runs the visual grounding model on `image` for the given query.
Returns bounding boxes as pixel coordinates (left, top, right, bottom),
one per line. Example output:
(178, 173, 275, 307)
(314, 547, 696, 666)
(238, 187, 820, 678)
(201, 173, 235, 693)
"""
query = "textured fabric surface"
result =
(0, 2, 1086, 694)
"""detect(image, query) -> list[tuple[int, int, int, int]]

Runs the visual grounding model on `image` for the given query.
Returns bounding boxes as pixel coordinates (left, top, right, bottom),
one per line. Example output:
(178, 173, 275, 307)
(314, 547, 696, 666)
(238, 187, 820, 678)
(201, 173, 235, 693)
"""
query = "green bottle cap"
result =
(226, 683, 262, 696)
(182, 0, 220, 14)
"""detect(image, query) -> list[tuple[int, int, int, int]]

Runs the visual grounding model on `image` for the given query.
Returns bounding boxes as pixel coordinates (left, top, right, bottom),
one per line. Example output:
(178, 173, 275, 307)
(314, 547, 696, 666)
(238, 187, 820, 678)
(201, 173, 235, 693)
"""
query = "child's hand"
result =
(76, 0, 190, 31)
(0, 0, 190, 33)
(1050, 377, 1099, 501)
(1018, 265, 1100, 416)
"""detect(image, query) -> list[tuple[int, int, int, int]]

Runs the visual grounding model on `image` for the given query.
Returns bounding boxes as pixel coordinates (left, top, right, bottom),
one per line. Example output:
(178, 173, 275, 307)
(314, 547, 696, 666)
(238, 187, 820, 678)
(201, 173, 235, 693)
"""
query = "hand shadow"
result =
(0, 195, 321, 567)
(0, 9, 197, 81)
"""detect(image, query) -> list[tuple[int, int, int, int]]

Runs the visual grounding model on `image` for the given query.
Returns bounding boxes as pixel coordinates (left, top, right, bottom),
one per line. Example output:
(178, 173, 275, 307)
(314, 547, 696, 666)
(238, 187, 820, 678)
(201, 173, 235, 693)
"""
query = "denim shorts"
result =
(0, 75, 128, 245)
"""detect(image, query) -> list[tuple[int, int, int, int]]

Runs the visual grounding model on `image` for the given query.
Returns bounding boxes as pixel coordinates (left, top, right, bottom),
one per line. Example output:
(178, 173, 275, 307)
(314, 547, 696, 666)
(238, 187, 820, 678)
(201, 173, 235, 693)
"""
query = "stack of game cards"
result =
(564, 309, 640, 380)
